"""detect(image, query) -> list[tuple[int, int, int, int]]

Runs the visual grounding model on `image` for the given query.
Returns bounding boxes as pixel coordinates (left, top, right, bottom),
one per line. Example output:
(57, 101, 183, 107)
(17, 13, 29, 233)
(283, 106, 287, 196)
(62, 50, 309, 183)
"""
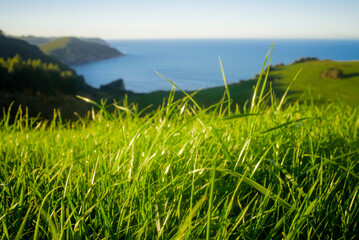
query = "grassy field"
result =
(269, 59, 359, 106)
(1, 55, 359, 239)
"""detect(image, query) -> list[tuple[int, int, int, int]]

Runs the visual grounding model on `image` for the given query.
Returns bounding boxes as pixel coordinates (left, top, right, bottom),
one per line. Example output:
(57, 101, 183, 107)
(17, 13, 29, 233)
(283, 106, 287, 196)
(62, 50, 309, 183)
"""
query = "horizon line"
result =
(6, 33, 359, 42)
(105, 37, 359, 41)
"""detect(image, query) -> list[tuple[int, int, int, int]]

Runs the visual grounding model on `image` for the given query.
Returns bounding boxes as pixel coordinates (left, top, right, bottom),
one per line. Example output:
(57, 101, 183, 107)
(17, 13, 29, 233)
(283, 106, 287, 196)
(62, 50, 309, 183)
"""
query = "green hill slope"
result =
(0, 35, 97, 119)
(40, 37, 123, 65)
(269, 59, 359, 106)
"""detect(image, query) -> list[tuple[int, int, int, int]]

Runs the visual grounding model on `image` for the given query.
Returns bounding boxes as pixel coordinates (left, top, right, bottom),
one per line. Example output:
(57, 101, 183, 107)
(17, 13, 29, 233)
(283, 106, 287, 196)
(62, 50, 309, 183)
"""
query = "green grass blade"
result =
(223, 113, 262, 120)
(251, 45, 271, 113)
(14, 203, 32, 240)
(2, 218, 10, 240)
(277, 68, 302, 111)
(258, 42, 274, 106)
(219, 56, 231, 116)
(154, 70, 202, 111)
(77, 95, 115, 120)
(261, 118, 309, 134)
(34, 186, 62, 240)
(215, 168, 292, 209)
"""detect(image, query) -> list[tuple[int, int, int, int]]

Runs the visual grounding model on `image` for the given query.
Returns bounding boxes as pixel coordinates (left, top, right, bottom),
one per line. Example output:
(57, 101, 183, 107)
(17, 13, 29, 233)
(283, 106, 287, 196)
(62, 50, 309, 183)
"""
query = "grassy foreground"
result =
(1, 57, 359, 239)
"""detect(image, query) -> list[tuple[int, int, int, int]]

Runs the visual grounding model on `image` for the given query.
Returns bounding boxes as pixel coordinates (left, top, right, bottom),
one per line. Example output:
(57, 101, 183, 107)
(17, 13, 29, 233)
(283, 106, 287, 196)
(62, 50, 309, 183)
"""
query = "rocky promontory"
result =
(100, 79, 126, 92)
(40, 37, 123, 65)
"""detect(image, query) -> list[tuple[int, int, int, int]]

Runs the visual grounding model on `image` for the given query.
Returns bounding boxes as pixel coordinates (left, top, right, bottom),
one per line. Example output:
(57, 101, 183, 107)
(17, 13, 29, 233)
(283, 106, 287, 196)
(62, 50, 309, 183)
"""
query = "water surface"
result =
(72, 39, 359, 93)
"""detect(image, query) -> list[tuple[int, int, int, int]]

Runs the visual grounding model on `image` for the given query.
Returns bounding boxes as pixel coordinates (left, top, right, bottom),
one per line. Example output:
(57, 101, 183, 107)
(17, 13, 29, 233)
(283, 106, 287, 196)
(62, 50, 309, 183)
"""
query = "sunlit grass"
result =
(1, 52, 359, 239)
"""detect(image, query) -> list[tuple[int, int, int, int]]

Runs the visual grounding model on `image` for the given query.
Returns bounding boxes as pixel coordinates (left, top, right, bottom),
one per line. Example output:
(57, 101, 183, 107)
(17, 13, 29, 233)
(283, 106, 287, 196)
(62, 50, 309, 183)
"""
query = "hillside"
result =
(124, 59, 359, 110)
(40, 37, 123, 65)
(0, 34, 70, 71)
(0, 35, 128, 120)
(268, 59, 359, 106)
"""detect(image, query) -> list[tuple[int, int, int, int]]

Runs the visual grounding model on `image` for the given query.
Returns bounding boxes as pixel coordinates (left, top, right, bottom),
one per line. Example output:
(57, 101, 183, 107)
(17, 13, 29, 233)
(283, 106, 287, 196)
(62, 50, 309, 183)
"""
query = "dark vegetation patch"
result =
(321, 68, 344, 79)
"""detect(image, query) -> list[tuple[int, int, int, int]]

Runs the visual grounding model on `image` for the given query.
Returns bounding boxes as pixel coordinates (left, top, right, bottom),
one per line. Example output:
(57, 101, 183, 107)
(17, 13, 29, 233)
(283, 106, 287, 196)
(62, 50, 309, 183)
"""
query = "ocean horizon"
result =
(71, 39, 359, 93)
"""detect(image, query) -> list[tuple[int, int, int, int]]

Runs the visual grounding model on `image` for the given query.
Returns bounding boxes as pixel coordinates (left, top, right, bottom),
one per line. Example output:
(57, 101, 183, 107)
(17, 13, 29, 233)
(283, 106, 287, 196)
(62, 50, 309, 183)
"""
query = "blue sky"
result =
(1, 0, 358, 39)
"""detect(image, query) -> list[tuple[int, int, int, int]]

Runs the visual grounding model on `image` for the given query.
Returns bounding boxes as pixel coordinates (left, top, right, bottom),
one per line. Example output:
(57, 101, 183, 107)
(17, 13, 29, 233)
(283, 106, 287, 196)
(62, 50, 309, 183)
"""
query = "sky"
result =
(1, 0, 359, 39)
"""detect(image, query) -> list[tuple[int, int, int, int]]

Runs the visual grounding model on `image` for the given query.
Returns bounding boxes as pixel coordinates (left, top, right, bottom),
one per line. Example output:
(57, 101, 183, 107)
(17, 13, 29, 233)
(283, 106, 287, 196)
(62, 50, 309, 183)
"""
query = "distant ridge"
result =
(15, 35, 109, 47)
(40, 37, 123, 65)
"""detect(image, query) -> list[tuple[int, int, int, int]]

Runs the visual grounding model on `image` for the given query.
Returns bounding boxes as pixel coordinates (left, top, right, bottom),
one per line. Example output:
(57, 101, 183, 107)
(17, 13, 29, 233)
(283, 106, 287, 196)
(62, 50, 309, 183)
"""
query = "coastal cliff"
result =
(40, 37, 123, 65)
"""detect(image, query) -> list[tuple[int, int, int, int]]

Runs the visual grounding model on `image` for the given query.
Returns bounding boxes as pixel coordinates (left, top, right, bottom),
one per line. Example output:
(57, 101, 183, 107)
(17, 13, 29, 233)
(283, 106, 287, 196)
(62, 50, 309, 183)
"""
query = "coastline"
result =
(72, 39, 359, 93)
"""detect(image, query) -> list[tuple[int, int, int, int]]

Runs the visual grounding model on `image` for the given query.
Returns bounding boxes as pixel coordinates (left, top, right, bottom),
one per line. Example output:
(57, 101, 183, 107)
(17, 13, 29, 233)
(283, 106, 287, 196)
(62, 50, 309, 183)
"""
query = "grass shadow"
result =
(343, 72, 359, 78)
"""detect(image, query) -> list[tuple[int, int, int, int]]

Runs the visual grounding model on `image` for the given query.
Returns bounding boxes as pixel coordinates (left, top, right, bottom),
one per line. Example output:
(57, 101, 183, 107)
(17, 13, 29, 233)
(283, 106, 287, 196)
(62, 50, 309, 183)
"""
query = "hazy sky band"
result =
(1, 0, 359, 39)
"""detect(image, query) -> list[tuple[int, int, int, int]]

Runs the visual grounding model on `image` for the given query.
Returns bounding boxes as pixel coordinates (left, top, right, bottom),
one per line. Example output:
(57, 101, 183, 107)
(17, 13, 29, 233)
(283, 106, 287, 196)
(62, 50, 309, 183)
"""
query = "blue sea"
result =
(71, 39, 359, 93)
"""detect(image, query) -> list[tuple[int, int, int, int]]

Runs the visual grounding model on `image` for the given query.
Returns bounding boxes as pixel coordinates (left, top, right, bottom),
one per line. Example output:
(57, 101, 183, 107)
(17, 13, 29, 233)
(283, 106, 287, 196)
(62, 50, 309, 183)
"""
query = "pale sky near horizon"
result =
(1, 0, 359, 39)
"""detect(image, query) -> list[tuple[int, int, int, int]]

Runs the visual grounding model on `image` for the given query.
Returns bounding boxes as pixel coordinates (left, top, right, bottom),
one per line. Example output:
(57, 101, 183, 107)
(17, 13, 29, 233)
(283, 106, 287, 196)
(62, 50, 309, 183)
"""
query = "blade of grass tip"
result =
(113, 104, 135, 117)
(14, 203, 32, 240)
(261, 117, 309, 134)
(277, 68, 302, 111)
(270, 81, 275, 111)
(167, 84, 176, 109)
(168, 101, 227, 139)
(154, 69, 202, 111)
(219, 56, 231, 116)
(127, 97, 185, 148)
(223, 113, 262, 120)
(219, 90, 227, 117)
(257, 42, 274, 108)
(251, 46, 270, 113)
(138, 104, 154, 117)
(215, 168, 292, 208)
(76, 95, 114, 120)
(4, 101, 14, 128)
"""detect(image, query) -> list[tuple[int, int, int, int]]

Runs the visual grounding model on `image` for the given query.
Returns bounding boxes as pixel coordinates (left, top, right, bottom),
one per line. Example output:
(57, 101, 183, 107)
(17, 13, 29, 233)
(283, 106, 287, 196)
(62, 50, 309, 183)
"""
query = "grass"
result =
(1, 53, 359, 239)
(269, 60, 359, 106)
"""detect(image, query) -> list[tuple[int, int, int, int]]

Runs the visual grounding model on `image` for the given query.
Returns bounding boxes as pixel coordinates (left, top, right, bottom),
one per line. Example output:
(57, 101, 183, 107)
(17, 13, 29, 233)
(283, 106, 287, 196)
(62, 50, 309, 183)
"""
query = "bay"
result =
(71, 39, 359, 93)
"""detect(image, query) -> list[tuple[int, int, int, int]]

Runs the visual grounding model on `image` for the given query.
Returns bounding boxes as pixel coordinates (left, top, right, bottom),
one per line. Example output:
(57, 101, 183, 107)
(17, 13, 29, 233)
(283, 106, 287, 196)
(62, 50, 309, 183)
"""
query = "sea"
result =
(71, 39, 359, 93)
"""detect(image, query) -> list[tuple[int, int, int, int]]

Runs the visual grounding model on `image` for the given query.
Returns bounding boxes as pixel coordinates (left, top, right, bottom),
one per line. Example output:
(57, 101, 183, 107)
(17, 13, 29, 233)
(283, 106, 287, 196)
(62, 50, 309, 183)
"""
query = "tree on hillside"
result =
(8, 54, 23, 73)
(0, 55, 79, 95)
